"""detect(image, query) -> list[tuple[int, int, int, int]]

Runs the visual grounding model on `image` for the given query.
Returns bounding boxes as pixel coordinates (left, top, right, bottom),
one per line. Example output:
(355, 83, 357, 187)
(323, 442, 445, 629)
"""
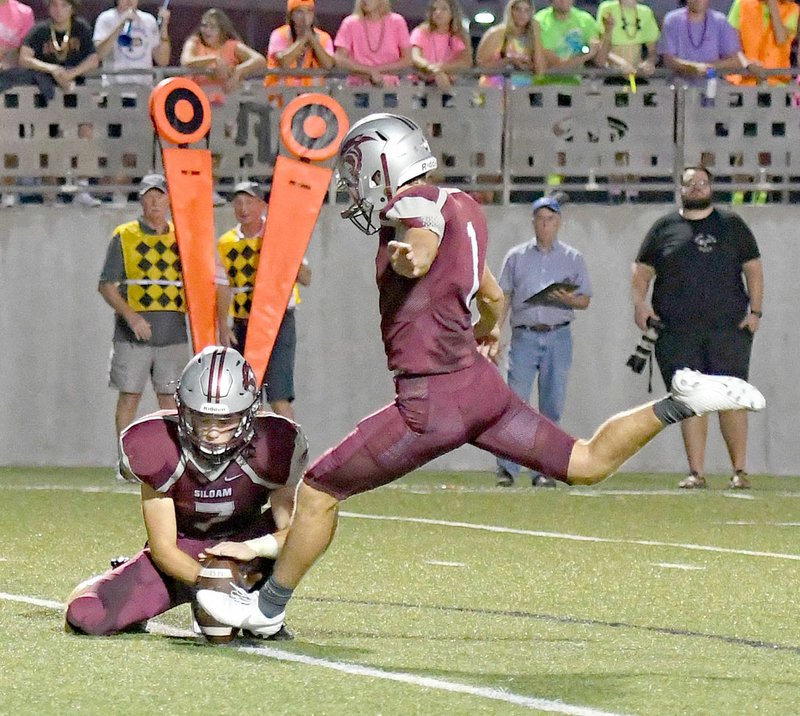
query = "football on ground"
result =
(192, 557, 246, 644)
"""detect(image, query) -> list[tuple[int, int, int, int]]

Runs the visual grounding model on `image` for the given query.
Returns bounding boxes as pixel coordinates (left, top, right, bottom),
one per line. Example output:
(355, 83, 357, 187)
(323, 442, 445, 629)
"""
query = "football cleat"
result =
(671, 369, 765, 415)
(195, 585, 285, 638)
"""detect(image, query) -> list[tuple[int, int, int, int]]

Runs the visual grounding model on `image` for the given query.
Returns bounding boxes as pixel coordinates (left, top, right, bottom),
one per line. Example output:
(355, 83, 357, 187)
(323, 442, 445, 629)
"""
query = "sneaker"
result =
(75, 191, 102, 207)
(671, 369, 766, 415)
(730, 470, 751, 490)
(496, 468, 514, 487)
(212, 191, 226, 207)
(532, 475, 557, 488)
(678, 472, 706, 489)
(243, 623, 294, 641)
(1, 193, 16, 208)
(195, 586, 285, 638)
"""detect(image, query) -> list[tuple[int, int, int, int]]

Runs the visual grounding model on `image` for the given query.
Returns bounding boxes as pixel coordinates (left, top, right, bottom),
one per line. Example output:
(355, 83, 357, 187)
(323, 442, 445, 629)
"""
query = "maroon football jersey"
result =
(120, 412, 307, 539)
(378, 185, 488, 375)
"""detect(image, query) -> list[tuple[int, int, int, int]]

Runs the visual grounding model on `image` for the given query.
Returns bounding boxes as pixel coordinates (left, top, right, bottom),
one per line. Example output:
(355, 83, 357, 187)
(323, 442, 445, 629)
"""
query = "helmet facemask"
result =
(175, 346, 260, 466)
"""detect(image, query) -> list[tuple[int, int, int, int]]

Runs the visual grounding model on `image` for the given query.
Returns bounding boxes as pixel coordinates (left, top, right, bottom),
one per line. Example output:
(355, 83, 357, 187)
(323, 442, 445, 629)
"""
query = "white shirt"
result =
(93, 8, 161, 85)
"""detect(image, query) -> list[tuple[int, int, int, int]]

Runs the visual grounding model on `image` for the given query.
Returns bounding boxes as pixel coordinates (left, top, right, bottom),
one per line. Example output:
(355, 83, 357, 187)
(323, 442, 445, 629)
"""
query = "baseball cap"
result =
(531, 196, 561, 215)
(287, 0, 314, 11)
(232, 181, 263, 198)
(138, 173, 167, 197)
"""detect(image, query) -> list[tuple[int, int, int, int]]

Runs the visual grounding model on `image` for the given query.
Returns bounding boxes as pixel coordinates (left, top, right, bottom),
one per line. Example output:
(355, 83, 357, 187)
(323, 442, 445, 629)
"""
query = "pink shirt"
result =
(0, 0, 34, 67)
(334, 12, 410, 86)
(409, 26, 466, 66)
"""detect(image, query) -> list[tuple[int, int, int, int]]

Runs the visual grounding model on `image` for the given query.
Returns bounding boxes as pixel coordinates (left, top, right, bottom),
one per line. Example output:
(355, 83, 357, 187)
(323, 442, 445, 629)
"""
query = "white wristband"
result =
(243, 533, 279, 558)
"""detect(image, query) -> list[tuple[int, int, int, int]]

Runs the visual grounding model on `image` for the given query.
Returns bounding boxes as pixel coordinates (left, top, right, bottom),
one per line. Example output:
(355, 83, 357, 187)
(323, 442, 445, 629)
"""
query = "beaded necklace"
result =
(363, 16, 386, 54)
(50, 20, 72, 61)
(686, 9, 709, 50)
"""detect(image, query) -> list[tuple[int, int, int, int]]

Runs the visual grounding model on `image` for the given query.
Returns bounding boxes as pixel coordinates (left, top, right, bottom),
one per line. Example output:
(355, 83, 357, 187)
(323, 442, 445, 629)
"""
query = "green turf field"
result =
(2, 467, 800, 715)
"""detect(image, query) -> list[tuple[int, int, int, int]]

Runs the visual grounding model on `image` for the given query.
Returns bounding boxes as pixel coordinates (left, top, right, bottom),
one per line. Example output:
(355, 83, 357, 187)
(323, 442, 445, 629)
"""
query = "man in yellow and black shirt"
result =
(99, 173, 189, 448)
(215, 180, 311, 420)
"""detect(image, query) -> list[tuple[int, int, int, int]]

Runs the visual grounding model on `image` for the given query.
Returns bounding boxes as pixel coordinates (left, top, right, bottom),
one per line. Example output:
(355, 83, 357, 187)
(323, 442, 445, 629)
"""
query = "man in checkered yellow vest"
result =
(98, 173, 189, 471)
(215, 180, 311, 420)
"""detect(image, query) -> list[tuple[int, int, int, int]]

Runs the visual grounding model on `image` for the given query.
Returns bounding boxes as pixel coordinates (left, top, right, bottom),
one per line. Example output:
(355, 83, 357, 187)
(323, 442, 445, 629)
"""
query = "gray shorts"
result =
(108, 341, 189, 395)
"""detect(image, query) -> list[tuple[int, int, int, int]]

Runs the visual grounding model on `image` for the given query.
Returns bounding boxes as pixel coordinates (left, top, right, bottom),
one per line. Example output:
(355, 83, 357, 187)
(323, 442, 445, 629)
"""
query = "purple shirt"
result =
(378, 185, 487, 375)
(660, 8, 741, 63)
(121, 412, 307, 539)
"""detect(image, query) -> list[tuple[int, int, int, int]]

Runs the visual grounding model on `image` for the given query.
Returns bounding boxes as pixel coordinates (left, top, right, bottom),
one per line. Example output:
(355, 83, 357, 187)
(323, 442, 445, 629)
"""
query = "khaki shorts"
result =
(108, 341, 189, 395)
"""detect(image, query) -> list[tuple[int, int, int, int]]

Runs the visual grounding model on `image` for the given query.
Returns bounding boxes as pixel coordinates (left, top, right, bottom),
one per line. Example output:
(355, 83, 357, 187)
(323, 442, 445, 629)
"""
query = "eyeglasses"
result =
(682, 180, 710, 188)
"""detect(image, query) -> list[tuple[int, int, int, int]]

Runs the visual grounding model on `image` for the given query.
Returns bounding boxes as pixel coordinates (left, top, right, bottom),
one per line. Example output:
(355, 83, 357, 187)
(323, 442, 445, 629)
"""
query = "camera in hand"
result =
(626, 317, 664, 373)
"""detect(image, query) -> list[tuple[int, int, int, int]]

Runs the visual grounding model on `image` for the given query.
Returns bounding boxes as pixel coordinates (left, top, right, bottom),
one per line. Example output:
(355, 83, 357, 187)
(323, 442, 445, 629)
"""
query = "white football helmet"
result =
(337, 113, 438, 234)
(175, 346, 259, 464)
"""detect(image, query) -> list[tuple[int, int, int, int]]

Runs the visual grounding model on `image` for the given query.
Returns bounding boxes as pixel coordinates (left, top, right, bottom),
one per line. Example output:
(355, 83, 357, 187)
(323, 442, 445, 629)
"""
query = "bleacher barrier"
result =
(2, 72, 799, 202)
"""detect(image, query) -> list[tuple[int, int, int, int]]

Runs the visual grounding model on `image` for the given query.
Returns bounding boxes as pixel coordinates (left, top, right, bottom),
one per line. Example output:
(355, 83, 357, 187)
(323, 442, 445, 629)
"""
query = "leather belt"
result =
(519, 322, 570, 333)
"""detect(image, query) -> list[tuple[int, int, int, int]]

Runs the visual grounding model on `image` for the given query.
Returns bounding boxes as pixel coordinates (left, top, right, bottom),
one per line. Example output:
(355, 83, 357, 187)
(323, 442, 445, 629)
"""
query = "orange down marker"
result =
(149, 77, 217, 352)
(244, 94, 349, 386)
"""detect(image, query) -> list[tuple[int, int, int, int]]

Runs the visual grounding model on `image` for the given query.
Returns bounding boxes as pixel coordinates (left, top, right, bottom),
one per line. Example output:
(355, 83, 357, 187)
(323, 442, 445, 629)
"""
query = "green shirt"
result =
(595, 0, 660, 47)
(535, 6, 600, 59)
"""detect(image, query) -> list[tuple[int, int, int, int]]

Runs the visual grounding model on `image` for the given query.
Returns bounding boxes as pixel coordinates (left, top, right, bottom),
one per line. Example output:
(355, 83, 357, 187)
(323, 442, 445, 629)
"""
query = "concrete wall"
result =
(0, 202, 796, 475)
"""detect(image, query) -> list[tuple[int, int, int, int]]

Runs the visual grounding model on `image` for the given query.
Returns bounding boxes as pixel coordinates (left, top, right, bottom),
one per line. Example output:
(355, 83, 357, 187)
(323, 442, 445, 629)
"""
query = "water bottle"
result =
(703, 67, 717, 108)
(118, 18, 133, 47)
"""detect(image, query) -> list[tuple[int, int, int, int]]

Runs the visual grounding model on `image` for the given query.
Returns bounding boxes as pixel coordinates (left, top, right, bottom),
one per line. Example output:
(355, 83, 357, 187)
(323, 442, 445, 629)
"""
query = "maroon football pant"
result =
(305, 356, 576, 500)
(66, 530, 275, 636)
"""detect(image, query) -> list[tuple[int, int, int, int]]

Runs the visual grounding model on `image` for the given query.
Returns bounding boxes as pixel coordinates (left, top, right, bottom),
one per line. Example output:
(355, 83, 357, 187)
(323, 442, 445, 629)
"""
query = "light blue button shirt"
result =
(498, 238, 592, 327)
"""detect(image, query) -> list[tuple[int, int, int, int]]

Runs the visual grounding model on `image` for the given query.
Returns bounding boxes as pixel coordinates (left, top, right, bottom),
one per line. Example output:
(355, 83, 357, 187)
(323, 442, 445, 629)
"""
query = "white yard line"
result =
(0, 592, 628, 716)
(340, 512, 800, 562)
(3, 482, 799, 563)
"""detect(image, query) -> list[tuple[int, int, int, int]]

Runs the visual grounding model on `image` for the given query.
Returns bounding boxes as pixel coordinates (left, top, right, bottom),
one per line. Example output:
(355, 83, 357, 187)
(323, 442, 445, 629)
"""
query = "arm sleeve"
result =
(99, 234, 125, 283)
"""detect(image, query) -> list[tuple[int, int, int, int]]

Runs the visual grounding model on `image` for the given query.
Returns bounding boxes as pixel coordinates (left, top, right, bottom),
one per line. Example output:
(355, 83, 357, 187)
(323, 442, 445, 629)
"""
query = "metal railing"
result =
(1, 67, 798, 203)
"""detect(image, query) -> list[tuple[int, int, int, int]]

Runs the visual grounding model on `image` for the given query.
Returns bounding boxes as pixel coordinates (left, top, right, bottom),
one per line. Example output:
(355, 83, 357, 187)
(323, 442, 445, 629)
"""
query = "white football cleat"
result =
(195, 586, 285, 638)
(671, 369, 766, 415)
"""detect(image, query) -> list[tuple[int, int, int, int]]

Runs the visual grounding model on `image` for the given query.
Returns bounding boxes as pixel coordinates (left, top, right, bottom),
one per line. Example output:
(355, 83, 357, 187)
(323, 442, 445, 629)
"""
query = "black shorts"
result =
(654, 327, 753, 388)
(234, 310, 296, 402)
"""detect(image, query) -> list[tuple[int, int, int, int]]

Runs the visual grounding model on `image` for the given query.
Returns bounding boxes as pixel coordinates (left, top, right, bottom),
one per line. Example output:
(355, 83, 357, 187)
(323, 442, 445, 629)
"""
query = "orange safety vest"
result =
(729, 0, 797, 85)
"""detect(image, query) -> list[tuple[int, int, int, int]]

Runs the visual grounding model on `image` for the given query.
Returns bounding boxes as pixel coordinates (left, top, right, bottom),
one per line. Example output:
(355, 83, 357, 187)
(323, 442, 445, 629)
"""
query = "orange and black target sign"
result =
(279, 93, 349, 162)
(149, 77, 212, 145)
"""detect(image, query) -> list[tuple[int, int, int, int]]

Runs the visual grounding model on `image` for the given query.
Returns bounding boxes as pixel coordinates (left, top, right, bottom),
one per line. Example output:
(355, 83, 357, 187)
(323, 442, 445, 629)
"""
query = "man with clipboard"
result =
(496, 195, 592, 487)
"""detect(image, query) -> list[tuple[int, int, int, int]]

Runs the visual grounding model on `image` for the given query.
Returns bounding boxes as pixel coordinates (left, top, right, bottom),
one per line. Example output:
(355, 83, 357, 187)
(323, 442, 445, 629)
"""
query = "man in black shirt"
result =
(632, 166, 764, 489)
(18, 0, 98, 94)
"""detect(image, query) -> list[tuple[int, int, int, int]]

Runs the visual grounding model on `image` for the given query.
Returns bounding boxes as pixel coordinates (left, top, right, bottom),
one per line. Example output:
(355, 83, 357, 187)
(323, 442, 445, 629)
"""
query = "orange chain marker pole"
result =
(149, 77, 217, 352)
(244, 93, 349, 386)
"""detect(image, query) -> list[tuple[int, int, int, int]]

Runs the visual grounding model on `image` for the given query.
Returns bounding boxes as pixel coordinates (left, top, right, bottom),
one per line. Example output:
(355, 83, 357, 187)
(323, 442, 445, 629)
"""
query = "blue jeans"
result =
(497, 324, 572, 477)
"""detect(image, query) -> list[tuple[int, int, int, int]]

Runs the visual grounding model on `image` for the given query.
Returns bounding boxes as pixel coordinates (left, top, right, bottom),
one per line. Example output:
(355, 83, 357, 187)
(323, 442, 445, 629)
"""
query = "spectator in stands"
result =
(0, 0, 33, 70)
(660, 0, 742, 82)
(334, 0, 412, 87)
(410, 0, 472, 89)
(0, 0, 34, 208)
(17, 0, 100, 206)
(535, 0, 612, 82)
(180, 8, 266, 105)
(595, 0, 660, 81)
(265, 0, 334, 93)
(94, 0, 172, 206)
(93, 0, 171, 85)
(18, 0, 98, 96)
(215, 181, 311, 420)
(476, 0, 544, 87)
(727, 0, 798, 85)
